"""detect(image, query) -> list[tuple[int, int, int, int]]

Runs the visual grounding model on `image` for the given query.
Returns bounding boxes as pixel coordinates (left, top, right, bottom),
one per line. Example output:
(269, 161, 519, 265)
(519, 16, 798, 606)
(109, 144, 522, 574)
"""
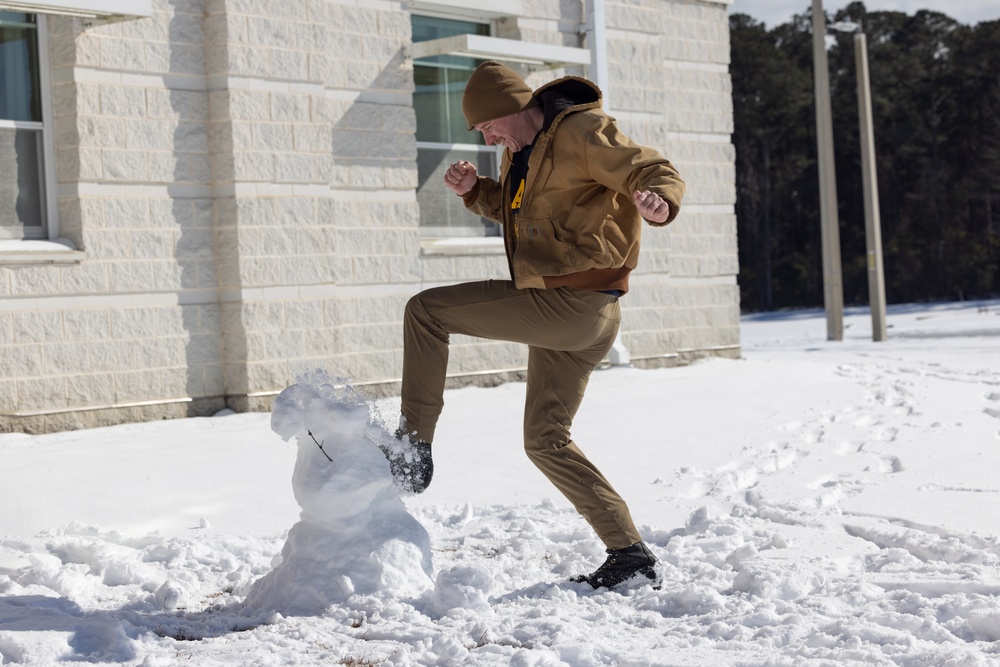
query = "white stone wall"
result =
(0, 0, 738, 433)
(2, 2, 225, 432)
(602, 0, 740, 361)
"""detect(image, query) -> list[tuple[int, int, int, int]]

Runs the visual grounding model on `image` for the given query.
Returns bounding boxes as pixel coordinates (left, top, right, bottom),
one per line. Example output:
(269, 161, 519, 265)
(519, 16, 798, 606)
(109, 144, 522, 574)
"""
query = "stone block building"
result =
(0, 0, 738, 433)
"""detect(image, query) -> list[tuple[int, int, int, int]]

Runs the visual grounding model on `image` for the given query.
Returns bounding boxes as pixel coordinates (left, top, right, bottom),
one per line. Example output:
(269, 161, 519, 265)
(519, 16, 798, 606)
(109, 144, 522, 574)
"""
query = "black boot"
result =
(380, 432, 433, 494)
(573, 542, 659, 589)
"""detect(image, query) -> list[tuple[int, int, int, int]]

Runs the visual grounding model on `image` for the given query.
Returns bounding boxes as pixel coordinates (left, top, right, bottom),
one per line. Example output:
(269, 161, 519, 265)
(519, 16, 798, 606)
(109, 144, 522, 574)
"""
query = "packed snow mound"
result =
(243, 371, 433, 615)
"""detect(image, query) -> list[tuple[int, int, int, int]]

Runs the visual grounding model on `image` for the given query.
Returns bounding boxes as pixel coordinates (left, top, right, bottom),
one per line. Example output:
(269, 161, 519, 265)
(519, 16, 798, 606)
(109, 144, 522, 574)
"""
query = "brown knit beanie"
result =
(462, 61, 538, 130)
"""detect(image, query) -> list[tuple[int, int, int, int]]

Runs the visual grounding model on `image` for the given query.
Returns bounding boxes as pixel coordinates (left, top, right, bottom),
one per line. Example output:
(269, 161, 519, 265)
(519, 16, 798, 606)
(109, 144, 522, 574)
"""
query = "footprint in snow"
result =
(853, 414, 877, 428)
(878, 455, 903, 473)
(802, 428, 824, 445)
(807, 474, 836, 490)
(770, 447, 797, 470)
(876, 426, 899, 442)
(678, 476, 712, 499)
(836, 441, 865, 455)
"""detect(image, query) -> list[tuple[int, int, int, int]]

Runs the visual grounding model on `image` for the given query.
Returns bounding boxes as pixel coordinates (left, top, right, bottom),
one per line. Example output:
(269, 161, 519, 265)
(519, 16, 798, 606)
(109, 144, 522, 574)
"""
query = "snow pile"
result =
(242, 371, 433, 615)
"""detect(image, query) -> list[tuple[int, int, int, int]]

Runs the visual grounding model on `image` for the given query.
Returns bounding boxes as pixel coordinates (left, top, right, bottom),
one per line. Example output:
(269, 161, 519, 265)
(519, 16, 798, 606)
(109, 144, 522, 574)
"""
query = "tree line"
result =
(730, 2, 999, 311)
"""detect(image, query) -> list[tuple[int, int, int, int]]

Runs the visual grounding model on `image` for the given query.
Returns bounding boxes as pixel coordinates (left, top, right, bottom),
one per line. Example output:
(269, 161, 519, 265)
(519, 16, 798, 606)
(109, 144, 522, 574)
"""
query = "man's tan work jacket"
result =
(461, 76, 686, 295)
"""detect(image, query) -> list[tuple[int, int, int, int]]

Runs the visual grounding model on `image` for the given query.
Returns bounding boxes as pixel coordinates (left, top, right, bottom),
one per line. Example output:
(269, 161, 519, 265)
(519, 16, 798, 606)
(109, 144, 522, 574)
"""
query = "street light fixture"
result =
(828, 19, 888, 342)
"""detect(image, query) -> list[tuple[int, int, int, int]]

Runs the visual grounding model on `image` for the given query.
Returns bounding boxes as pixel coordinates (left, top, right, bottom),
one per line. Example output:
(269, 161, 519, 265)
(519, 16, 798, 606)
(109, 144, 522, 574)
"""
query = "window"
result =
(412, 15, 500, 237)
(0, 11, 51, 241)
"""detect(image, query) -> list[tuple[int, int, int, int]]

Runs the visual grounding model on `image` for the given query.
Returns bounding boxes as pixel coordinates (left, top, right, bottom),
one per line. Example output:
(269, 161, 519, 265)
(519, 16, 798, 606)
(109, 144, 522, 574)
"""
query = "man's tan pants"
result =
(401, 280, 642, 550)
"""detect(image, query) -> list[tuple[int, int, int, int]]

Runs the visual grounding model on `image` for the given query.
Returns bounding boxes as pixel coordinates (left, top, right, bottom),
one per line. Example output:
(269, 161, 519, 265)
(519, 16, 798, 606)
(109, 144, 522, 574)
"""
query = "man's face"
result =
(474, 112, 531, 152)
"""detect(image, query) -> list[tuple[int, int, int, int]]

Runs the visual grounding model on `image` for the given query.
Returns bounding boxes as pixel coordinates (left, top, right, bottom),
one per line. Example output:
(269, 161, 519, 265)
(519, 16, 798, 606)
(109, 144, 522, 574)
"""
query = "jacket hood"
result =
(532, 76, 603, 130)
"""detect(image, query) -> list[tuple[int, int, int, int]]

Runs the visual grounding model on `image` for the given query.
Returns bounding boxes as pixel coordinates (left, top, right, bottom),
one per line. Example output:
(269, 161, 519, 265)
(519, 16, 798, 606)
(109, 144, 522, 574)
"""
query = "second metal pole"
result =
(854, 32, 888, 341)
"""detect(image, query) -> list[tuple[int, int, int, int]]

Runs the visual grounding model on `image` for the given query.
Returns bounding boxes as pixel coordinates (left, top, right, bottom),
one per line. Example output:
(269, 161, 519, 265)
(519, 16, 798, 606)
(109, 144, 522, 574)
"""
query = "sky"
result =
(729, 0, 1000, 28)
(2, 298, 1000, 665)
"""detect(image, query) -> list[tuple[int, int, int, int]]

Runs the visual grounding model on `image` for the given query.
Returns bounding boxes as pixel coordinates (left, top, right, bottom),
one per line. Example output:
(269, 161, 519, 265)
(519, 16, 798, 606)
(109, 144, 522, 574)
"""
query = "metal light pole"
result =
(830, 22, 888, 341)
(811, 0, 844, 341)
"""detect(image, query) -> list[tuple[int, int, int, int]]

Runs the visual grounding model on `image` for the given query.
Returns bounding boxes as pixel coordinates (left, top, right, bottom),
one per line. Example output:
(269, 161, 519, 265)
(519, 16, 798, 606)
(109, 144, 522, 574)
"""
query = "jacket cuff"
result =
(461, 180, 481, 207)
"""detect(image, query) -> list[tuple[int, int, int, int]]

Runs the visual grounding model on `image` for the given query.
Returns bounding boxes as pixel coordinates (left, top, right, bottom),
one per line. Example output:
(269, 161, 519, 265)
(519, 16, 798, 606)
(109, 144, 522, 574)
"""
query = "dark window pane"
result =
(414, 64, 482, 144)
(411, 15, 489, 44)
(0, 126, 45, 238)
(417, 145, 499, 236)
(0, 13, 41, 122)
(411, 15, 494, 232)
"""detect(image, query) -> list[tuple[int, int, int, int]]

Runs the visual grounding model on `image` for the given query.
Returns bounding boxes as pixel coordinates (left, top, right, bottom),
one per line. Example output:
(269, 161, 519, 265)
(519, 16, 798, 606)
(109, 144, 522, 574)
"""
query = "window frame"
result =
(414, 139, 502, 239)
(408, 10, 590, 248)
(411, 12, 503, 240)
(0, 1, 151, 22)
(0, 11, 58, 242)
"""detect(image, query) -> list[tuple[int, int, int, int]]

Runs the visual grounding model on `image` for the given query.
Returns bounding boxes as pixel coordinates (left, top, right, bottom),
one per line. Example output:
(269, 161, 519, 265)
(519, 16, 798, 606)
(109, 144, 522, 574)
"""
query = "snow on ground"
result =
(2, 300, 1000, 666)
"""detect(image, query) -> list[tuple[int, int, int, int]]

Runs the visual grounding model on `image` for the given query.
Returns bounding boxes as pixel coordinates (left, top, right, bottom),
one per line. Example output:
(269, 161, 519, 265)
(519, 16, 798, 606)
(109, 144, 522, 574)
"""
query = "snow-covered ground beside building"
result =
(2, 300, 1000, 666)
